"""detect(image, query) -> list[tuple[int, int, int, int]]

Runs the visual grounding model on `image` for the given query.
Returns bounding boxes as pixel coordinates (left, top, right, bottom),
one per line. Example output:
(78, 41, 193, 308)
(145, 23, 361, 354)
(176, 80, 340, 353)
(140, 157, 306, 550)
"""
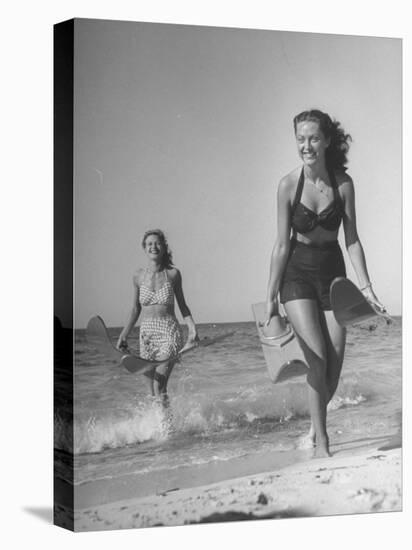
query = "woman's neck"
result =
(303, 163, 329, 183)
(146, 260, 163, 273)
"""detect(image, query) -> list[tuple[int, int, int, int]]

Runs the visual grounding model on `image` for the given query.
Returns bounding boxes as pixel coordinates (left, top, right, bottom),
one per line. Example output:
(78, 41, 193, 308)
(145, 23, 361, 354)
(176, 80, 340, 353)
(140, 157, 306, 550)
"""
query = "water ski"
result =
(330, 277, 392, 327)
(86, 316, 164, 374)
(86, 316, 235, 374)
(122, 328, 236, 373)
(251, 303, 308, 384)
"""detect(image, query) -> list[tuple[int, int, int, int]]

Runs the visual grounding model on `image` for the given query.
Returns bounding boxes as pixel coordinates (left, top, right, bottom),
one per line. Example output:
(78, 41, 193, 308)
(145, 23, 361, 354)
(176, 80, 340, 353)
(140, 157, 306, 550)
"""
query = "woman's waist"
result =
(291, 236, 341, 251)
(286, 237, 345, 271)
(140, 305, 176, 319)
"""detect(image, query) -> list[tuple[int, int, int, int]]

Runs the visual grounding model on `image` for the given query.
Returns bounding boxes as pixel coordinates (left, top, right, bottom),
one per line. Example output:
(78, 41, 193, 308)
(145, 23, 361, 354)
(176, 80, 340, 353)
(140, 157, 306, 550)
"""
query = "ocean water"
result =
(54, 317, 402, 507)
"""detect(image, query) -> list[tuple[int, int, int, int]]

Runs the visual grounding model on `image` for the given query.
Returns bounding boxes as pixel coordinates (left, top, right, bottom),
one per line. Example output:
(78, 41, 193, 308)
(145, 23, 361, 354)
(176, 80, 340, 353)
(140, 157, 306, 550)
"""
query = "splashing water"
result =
(54, 319, 401, 487)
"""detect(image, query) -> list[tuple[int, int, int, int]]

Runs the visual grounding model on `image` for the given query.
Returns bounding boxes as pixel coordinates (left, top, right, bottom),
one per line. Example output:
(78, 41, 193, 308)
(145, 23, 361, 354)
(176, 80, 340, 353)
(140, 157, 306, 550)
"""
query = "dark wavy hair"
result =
(293, 109, 352, 171)
(141, 229, 174, 269)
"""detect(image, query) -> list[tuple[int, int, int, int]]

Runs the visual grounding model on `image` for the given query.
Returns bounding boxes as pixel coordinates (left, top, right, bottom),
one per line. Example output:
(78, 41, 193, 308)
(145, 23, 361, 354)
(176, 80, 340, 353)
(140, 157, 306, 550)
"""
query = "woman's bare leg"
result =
(146, 367, 156, 396)
(284, 299, 330, 457)
(322, 310, 346, 402)
(306, 310, 346, 442)
(152, 359, 177, 408)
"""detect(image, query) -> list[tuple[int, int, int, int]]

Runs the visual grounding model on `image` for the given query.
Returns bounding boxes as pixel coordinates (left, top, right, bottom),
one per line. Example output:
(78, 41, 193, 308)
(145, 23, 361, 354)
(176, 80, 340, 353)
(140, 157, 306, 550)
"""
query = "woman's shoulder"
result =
(334, 169, 353, 185)
(277, 167, 301, 199)
(280, 166, 301, 185)
(334, 170, 354, 197)
(165, 267, 182, 288)
(166, 267, 180, 281)
(133, 268, 145, 286)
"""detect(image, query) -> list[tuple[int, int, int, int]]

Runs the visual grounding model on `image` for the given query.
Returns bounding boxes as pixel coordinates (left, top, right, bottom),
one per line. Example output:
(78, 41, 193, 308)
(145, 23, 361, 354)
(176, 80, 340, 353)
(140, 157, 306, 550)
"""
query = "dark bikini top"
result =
(290, 168, 343, 235)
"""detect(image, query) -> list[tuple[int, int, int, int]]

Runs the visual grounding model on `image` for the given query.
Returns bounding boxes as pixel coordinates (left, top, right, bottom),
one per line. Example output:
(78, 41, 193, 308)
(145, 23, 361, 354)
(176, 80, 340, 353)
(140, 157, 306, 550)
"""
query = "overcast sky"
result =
(67, 19, 401, 328)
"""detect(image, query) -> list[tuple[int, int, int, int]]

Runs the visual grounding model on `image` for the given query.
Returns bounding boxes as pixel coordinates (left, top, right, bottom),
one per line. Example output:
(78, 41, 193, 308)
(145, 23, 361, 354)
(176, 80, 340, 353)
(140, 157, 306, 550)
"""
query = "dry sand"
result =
(70, 440, 402, 532)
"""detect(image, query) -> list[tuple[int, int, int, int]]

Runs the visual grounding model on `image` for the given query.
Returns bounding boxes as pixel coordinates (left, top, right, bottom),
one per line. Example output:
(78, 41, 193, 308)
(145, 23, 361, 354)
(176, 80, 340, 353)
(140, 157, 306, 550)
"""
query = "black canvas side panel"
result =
(53, 18, 74, 531)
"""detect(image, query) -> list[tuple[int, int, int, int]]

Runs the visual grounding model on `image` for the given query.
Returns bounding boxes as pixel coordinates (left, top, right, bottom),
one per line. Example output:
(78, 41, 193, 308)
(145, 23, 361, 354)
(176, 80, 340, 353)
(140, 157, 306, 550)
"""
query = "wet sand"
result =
(68, 436, 402, 532)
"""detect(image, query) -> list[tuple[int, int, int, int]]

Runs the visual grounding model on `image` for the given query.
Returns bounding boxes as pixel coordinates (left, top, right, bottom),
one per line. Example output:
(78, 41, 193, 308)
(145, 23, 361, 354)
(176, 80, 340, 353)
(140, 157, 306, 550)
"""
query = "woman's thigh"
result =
(284, 299, 327, 367)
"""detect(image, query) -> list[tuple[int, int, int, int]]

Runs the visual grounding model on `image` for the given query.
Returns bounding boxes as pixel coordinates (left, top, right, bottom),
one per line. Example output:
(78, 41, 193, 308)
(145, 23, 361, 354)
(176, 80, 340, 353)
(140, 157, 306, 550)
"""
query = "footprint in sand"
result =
(350, 488, 386, 510)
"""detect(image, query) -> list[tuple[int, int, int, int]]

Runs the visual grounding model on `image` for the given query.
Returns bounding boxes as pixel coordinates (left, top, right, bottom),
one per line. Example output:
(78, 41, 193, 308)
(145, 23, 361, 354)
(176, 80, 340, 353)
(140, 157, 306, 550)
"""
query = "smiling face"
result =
(295, 120, 330, 168)
(143, 234, 165, 262)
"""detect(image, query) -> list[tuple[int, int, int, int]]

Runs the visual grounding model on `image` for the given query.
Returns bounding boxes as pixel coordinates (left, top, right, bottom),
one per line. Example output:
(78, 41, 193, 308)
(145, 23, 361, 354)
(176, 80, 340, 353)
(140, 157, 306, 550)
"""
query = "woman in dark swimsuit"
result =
(266, 109, 385, 457)
(117, 229, 198, 407)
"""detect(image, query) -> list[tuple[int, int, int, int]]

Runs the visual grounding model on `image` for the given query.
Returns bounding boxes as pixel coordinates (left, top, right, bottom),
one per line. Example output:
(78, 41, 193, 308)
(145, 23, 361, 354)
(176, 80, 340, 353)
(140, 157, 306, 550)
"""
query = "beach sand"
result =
(70, 436, 402, 532)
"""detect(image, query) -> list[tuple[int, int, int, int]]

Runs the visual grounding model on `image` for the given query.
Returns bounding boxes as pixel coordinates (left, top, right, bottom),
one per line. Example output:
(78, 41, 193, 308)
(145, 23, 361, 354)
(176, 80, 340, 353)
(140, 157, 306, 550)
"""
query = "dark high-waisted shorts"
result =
(280, 239, 346, 310)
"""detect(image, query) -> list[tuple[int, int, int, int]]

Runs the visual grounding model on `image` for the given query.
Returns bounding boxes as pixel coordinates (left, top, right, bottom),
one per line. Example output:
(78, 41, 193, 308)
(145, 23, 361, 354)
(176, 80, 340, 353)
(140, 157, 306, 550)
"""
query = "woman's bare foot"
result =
(297, 433, 316, 449)
(297, 424, 316, 449)
(313, 436, 331, 458)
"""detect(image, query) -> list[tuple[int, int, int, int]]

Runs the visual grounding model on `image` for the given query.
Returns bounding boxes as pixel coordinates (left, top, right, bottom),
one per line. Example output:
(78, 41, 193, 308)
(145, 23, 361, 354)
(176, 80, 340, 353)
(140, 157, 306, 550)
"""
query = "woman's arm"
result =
(341, 176, 385, 309)
(116, 274, 142, 349)
(266, 177, 293, 321)
(173, 269, 198, 342)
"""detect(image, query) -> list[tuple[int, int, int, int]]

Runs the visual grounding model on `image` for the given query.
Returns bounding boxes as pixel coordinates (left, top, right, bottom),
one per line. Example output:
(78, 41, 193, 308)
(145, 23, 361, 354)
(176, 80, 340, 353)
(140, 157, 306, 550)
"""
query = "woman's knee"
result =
(156, 363, 169, 377)
(297, 336, 327, 372)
